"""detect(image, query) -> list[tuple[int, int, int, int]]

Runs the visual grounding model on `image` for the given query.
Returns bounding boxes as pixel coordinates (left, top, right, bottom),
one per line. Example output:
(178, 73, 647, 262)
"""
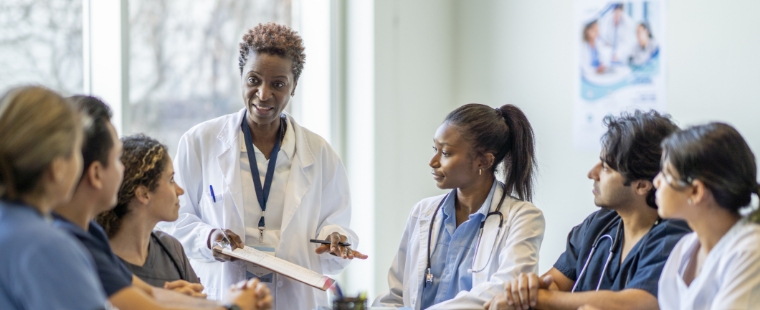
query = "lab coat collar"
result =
(238, 116, 296, 161)
(473, 182, 509, 283)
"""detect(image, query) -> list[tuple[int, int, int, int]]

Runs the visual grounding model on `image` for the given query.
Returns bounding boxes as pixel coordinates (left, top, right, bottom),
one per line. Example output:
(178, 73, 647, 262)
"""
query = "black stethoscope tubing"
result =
(424, 183, 507, 287)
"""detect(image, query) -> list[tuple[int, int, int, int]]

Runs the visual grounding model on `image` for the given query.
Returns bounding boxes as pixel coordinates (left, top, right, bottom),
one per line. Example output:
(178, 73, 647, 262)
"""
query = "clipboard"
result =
(218, 245, 334, 291)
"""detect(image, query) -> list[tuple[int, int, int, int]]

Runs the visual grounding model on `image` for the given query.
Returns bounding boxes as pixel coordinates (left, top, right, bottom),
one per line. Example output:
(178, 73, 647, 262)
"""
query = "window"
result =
(127, 0, 293, 155)
(0, 0, 83, 94)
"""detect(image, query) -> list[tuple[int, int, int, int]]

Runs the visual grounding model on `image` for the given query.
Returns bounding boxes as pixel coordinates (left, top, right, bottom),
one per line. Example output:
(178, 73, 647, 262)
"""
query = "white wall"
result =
(342, 0, 456, 297)
(372, 0, 456, 295)
(360, 0, 760, 296)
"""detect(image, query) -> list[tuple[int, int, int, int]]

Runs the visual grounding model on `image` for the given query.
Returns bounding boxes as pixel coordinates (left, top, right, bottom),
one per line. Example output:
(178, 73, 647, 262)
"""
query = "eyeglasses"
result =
(660, 171, 693, 190)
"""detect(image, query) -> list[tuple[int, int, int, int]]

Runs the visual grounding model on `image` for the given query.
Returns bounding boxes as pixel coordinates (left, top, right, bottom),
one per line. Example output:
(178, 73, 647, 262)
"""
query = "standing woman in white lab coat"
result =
(654, 123, 760, 310)
(159, 23, 367, 310)
(374, 104, 545, 310)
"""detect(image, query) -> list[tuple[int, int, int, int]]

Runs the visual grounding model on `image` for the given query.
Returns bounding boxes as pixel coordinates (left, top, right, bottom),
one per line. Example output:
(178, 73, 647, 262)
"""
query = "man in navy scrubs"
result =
(487, 110, 691, 310)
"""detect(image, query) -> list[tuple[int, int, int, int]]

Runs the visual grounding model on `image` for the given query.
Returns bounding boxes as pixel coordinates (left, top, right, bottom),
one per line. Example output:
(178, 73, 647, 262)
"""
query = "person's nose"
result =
(257, 84, 273, 102)
(588, 162, 601, 180)
(429, 152, 440, 169)
(175, 184, 185, 196)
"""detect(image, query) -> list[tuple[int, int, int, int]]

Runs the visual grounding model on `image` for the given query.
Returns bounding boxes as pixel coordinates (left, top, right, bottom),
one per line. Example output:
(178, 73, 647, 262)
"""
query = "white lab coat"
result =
(374, 183, 545, 309)
(658, 218, 760, 310)
(157, 109, 357, 310)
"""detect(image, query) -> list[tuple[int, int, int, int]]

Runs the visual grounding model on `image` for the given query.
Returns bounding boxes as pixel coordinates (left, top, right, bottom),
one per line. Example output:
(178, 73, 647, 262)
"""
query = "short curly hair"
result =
(238, 23, 306, 82)
(96, 134, 168, 238)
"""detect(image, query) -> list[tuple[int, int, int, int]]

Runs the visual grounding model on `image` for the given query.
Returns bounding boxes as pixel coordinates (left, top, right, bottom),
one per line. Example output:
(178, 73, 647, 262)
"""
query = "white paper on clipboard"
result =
(221, 246, 334, 291)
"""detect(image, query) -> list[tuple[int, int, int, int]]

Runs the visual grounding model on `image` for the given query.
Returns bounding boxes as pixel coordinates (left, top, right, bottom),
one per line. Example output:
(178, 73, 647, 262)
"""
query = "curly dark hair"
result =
(238, 23, 306, 82)
(96, 134, 168, 238)
(601, 110, 679, 208)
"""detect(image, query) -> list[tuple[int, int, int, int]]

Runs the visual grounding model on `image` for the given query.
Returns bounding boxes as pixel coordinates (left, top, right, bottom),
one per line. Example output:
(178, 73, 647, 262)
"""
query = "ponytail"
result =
(498, 105, 537, 202)
(443, 103, 537, 202)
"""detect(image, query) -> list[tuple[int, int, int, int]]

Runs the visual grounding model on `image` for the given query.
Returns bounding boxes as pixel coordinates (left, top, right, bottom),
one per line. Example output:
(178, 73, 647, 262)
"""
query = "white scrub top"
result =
(658, 217, 760, 310)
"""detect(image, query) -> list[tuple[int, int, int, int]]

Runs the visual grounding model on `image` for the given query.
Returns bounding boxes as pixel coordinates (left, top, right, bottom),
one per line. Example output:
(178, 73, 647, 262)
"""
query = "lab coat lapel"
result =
(473, 184, 507, 283)
(217, 110, 246, 228)
(416, 196, 445, 288)
(280, 115, 314, 232)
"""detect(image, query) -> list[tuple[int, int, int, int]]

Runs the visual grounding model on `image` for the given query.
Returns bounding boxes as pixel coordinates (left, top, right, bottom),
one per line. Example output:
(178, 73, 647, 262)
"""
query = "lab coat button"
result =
(277, 281, 283, 288)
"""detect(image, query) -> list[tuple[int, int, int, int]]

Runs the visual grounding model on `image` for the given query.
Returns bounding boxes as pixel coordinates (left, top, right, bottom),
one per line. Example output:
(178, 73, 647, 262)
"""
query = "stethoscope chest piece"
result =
(425, 267, 433, 285)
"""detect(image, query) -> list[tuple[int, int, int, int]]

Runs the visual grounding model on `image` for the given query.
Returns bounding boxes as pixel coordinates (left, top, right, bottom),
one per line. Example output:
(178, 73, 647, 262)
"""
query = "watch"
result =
(223, 304, 242, 310)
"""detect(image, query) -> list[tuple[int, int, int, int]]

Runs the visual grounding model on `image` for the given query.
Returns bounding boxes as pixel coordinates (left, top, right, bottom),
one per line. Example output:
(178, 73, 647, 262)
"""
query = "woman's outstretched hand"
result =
(314, 232, 368, 260)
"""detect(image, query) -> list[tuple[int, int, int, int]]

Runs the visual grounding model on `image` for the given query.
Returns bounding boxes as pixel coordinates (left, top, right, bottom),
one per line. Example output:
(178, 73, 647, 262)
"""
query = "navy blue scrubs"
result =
(54, 214, 133, 297)
(553, 208, 690, 297)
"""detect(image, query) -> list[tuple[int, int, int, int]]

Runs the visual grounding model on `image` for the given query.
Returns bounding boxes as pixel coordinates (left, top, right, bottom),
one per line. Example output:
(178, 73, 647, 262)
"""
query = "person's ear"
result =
(85, 162, 104, 190)
(690, 179, 708, 205)
(47, 157, 68, 185)
(480, 153, 496, 173)
(134, 185, 151, 205)
(633, 179, 654, 196)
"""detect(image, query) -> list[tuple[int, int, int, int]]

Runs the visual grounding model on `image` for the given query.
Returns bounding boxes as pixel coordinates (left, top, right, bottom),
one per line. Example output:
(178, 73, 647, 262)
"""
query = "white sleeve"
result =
(710, 236, 760, 309)
(315, 151, 360, 275)
(157, 132, 216, 262)
(373, 204, 418, 308)
(429, 204, 545, 309)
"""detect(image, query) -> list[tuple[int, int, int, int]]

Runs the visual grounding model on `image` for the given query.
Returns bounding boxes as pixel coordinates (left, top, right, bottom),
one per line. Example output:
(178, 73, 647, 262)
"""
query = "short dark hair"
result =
(444, 104, 537, 201)
(238, 23, 306, 82)
(638, 22, 653, 38)
(68, 96, 114, 177)
(662, 123, 758, 214)
(583, 20, 598, 42)
(601, 110, 679, 208)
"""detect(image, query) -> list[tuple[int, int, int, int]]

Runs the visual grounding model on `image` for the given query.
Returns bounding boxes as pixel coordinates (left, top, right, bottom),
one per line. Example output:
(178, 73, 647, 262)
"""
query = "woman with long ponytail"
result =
(654, 123, 760, 309)
(374, 103, 545, 309)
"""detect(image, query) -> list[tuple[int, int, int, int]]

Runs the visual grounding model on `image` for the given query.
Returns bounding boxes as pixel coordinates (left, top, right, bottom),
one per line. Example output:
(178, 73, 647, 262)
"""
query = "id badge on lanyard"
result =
(241, 113, 283, 285)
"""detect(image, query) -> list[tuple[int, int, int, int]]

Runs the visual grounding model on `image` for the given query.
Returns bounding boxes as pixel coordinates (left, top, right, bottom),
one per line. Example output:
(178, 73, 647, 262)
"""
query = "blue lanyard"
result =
(241, 112, 284, 242)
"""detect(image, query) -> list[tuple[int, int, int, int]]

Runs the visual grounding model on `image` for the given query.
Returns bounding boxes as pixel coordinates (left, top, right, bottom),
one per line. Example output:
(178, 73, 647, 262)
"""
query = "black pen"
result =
(309, 239, 351, 247)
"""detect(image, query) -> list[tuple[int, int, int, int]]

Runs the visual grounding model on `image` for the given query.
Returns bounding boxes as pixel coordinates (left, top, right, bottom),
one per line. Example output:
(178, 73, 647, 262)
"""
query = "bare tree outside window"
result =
(128, 0, 292, 156)
(0, 0, 83, 94)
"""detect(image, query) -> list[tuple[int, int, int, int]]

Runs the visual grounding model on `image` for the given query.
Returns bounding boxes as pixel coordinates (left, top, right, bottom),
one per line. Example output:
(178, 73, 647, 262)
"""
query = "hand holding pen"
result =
(312, 232, 369, 260)
(208, 228, 244, 262)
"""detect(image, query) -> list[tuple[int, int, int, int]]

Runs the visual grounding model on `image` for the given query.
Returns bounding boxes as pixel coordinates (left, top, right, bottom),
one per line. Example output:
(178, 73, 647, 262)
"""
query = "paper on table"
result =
(221, 246, 334, 291)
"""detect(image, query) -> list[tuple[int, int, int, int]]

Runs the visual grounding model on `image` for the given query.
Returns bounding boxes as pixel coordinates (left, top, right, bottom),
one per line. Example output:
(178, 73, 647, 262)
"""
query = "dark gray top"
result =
(121, 230, 200, 288)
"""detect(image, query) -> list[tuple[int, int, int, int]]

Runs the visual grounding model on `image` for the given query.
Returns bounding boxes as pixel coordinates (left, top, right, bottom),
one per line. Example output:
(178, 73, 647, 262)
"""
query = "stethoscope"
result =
(571, 215, 661, 292)
(424, 184, 508, 287)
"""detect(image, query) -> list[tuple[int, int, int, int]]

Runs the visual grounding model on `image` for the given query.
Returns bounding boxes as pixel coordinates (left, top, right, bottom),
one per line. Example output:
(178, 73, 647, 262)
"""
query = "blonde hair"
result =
(0, 86, 82, 200)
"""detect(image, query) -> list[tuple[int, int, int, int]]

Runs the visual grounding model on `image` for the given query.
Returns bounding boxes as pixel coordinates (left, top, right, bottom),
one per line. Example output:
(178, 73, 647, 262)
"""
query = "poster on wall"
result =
(574, 0, 666, 151)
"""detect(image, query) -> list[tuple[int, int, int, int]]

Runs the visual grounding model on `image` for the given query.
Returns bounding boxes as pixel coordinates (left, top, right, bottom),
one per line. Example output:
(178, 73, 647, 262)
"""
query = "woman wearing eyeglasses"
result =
(374, 104, 545, 309)
(654, 123, 760, 310)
